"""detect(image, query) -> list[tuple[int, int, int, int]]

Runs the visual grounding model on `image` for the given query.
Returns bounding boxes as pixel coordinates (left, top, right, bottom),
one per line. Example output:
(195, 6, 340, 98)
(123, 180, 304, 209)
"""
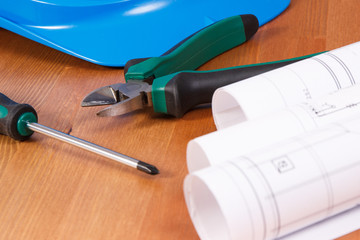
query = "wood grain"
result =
(0, 0, 359, 239)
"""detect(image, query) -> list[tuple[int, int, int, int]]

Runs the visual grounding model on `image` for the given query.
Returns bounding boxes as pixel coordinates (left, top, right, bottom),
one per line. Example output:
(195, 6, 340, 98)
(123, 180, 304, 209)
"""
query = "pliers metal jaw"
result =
(82, 82, 152, 117)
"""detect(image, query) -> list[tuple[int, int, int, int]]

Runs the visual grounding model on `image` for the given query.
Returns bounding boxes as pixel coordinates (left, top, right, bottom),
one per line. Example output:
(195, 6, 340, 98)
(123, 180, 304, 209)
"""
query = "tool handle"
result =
(0, 93, 37, 141)
(152, 53, 323, 117)
(124, 14, 259, 82)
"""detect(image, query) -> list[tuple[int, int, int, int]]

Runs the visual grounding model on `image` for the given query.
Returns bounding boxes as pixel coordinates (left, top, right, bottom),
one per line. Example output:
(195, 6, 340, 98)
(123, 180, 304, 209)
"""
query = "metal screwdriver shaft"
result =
(0, 92, 159, 175)
(27, 122, 159, 175)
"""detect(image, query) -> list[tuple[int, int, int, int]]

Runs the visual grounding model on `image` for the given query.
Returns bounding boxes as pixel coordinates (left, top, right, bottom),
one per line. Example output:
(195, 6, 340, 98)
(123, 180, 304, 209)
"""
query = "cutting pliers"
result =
(82, 15, 318, 118)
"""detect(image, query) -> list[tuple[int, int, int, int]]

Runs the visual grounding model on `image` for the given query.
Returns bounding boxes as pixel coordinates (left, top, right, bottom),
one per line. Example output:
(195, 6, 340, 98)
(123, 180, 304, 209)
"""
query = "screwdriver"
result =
(0, 93, 159, 175)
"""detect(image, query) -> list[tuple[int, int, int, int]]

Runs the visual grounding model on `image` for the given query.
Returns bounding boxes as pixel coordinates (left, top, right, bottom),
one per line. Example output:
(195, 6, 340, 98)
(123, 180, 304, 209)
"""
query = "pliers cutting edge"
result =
(82, 15, 317, 118)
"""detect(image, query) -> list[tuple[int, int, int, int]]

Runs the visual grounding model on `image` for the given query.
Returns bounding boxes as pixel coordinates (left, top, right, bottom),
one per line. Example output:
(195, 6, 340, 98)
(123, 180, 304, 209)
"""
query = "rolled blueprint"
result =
(184, 115, 360, 240)
(187, 84, 360, 172)
(212, 41, 360, 129)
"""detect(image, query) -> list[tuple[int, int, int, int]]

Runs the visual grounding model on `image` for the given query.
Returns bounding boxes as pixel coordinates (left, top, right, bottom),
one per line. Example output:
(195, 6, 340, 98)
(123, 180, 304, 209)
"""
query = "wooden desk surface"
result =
(1, 0, 359, 239)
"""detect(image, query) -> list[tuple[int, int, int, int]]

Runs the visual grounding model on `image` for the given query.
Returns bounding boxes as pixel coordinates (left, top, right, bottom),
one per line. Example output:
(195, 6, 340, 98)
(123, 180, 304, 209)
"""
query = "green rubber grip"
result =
(124, 14, 259, 82)
(151, 52, 324, 117)
(0, 93, 38, 141)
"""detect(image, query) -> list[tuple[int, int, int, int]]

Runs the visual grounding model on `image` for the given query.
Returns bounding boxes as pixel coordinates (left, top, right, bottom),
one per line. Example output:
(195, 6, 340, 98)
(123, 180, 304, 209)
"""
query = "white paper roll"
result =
(212, 41, 360, 129)
(184, 116, 360, 240)
(188, 84, 360, 172)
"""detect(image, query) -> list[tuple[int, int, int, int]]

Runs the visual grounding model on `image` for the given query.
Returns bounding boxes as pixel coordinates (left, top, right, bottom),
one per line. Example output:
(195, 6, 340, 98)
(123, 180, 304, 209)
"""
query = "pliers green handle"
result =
(149, 54, 320, 117)
(123, 14, 258, 83)
(82, 14, 321, 117)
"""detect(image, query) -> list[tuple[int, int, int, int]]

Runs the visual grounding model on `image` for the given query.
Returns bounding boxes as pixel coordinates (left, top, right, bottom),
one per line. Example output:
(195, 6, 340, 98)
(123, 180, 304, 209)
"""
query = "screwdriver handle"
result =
(151, 52, 324, 117)
(0, 93, 37, 141)
(124, 14, 259, 83)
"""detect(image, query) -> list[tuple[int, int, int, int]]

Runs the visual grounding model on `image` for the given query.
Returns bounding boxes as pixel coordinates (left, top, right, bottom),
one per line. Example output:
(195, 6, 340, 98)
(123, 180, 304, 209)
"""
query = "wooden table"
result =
(0, 0, 359, 239)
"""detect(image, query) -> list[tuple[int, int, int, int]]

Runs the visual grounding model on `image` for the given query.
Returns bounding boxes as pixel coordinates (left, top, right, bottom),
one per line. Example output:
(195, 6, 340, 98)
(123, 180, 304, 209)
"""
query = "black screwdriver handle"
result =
(0, 93, 37, 141)
(152, 52, 323, 117)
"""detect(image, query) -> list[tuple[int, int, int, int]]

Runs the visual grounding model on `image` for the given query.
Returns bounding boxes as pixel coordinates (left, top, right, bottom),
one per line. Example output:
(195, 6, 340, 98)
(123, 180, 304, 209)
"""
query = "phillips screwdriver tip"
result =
(137, 161, 160, 175)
